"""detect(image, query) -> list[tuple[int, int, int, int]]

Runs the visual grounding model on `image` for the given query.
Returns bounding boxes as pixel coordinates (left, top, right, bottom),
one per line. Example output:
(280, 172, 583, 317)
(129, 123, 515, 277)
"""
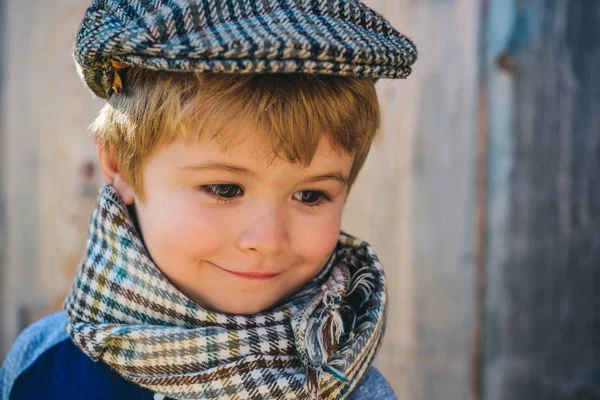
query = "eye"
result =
(293, 190, 331, 207)
(199, 184, 244, 201)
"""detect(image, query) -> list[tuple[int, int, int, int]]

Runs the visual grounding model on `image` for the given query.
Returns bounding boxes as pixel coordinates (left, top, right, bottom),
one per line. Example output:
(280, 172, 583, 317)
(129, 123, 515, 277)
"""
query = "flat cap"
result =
(75, 0, 418, 99)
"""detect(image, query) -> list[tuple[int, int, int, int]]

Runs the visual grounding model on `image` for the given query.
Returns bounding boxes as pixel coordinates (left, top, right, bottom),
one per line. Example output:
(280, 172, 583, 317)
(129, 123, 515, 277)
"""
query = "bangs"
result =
(92, 69, 380, 201)
(184, 73, 379, 167)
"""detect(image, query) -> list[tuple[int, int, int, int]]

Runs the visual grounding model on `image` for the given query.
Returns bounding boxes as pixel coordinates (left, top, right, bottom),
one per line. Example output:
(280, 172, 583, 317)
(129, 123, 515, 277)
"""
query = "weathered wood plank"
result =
(484, 1, 600, 398)
(409, 1, 479, 398)
(0, 0, 6, 360)
(1, 0, 41, 360)
(0, 0, 103, 360)
(343, 1, 480, 398)
(342, 0, 420, 396)
(411, 1, 480, 398)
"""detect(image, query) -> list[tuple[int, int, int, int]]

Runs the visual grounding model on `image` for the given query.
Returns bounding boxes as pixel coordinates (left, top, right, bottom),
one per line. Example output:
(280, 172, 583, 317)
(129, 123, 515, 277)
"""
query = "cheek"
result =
(136, 194, 228, 263)
(291, 206, 343, 264)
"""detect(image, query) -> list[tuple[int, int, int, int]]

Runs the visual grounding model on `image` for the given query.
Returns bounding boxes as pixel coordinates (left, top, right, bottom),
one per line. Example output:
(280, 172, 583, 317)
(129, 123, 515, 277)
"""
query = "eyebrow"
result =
(180, 163, 348, 186)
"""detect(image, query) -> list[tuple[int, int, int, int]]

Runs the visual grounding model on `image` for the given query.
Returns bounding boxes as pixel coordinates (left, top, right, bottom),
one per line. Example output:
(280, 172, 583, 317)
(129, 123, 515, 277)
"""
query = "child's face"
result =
(130, 126, 353, 315)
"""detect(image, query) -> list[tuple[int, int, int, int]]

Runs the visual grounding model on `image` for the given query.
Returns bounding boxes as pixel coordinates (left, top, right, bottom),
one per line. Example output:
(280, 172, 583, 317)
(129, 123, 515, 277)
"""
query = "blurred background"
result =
(1, 0, 599, 399)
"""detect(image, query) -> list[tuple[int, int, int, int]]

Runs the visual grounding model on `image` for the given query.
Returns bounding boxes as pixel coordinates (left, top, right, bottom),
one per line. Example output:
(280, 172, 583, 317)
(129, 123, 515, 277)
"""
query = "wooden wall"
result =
(483, 0, 600, 398)
(0, 0, 5, 353)
(0, 0, 104, 360)
(1, 1, 598, 399)
(343, 1, 480, 398)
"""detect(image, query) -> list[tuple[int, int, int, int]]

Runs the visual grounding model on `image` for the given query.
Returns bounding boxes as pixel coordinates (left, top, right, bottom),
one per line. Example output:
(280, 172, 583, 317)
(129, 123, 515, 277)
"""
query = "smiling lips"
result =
(208, 261, 281, 280)
(224, 270, 281, 280)
(214, 265, 280, 280)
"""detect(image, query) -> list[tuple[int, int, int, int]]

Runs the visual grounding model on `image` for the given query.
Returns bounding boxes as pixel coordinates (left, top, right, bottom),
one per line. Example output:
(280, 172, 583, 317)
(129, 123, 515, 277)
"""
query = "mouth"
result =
(210, 262, 281, 280)
(226, 270, 281, 280)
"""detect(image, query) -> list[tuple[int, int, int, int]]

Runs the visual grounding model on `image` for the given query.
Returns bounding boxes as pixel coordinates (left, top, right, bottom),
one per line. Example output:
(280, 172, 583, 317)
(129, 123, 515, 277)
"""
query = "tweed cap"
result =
(75, 0, 418, 99)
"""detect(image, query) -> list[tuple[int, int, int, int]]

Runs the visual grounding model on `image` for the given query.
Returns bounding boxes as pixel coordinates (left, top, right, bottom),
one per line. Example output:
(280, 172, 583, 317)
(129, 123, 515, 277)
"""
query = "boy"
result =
(1, 0, 417, 399)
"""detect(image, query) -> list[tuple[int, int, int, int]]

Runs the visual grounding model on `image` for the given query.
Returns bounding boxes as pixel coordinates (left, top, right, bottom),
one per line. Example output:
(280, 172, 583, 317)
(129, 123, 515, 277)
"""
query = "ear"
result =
(96, 141, 136, 205)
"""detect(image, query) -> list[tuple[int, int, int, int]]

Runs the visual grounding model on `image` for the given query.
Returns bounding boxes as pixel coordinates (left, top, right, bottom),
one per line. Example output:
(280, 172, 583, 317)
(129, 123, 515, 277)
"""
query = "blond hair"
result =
(92, 69, 381, 202)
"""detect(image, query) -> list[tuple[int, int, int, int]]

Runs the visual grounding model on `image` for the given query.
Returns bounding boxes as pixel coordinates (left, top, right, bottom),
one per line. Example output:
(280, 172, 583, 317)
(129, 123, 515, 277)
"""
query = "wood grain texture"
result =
(410, 1, 479, 399)
(484, 1, 600, 399)
(0, 0, 6, 360)
(342, 0, 418, 396)
(1, 0, 41, 359)
(343, 1, 480, 398)
(0, 0, 103, 359)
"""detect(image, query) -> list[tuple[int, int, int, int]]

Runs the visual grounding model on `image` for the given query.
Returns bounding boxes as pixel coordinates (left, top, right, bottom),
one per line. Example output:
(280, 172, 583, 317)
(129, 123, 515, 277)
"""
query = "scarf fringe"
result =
(301, 261, 379, 398)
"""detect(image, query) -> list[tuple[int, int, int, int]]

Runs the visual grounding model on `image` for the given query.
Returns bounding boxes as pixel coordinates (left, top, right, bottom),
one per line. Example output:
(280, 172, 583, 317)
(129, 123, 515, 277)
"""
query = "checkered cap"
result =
(74, 0, 418, 99)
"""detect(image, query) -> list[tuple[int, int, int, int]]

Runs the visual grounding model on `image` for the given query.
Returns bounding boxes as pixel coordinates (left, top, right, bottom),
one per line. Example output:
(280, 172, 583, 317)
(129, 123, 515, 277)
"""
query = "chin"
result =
(214, 297, 280, 315)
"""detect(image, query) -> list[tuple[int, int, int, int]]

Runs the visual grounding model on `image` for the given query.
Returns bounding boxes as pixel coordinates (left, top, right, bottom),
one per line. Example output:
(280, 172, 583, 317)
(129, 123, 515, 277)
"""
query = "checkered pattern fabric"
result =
(74, 0, 418, 98)
(63, 184, 387, 400)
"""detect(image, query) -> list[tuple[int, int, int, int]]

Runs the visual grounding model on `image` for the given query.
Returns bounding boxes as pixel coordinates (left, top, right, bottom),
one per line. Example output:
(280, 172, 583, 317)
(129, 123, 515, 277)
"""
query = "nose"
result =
(236, 203, 290, 256)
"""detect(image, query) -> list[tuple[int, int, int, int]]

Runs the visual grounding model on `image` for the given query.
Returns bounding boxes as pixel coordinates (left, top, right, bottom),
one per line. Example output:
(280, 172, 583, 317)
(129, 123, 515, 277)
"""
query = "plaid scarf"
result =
(64, 184, 387, 400)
